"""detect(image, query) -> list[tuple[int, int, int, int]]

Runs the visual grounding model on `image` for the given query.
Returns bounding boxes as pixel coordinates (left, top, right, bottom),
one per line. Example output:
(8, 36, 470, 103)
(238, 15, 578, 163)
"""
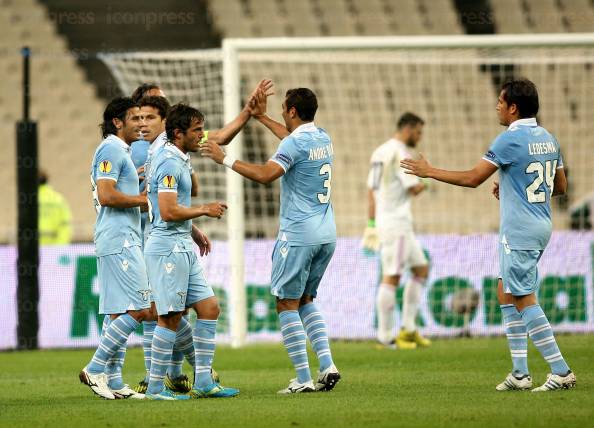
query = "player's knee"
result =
(413, 265, 429, 279)
(129, 307, 152, 322)
(299, 294, 314, 306)
(202, 300, 220, 320)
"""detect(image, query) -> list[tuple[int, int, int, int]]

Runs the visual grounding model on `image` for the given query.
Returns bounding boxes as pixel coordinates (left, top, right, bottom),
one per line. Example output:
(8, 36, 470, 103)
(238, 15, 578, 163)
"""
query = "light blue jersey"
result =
(270, 122, 337, 246)
(91, 135, 142, 256)
(483, 118, 564, 250)
(145, 143, 194, 255)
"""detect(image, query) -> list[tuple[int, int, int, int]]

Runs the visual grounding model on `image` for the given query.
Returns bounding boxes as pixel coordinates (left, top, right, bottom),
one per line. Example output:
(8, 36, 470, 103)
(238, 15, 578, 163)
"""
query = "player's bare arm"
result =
(408, 182, 427, 196)
(191, 224, 211, 257)
(367, 189, 376, 221)
(190, 171, 199, 197)
(158, 191, 227, 221)
(199, 140, 285, 184)
(400, 154, 498, 188)
(251, 87, 290, 140)
(96, 179, 147, 209)
(492, 181, 500, 200)
(552, 166, 567, 196)
(207, 79, 274, 145)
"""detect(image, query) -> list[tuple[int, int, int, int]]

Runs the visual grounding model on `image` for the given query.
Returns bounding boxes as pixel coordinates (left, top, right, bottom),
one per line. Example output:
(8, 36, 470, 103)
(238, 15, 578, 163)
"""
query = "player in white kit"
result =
(363, 113, 431, 350)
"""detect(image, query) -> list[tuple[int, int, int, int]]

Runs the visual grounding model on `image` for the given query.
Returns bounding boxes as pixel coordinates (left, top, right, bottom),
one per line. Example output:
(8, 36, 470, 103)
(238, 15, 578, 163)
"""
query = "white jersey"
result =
(367, 138, 420, 232)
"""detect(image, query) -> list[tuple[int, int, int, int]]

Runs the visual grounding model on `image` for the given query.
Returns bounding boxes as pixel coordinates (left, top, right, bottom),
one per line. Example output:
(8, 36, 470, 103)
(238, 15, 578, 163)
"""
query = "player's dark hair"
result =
(100, 97, 137, 138)
(166, 103, 205, 141)
(397, 112, 424, 130)
(139, 95, 171, 120)
(131, 83, 161, 103)
(501, 78, 539, 118)
(285, 88, 318, 121)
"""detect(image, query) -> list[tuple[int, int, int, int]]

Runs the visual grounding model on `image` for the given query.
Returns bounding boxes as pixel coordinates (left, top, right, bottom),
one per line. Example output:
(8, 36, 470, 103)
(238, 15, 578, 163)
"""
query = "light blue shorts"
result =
(97, 246, 151, 315)
(271, 241, 336, 300)
(145, 251, 214, 316)
(499, 243, 543, 297)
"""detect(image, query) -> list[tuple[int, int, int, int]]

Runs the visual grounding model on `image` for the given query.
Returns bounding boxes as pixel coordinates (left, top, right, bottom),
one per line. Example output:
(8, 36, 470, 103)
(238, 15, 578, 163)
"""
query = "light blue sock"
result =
(147, 326, 176, 394)
(168, 316, 195, 378)
(142, 320, 156, 383)
(193, 319, 217, 388)
(521, 304, 571, 376)
(500, 304, 529, 377)
(299, 303, 334, 372)
(87, 314, 139, 375)
(100, 315, 110, 335)
(101, 315, 127, 390)
(106, 343, 127, 390)
(279, 310, 311, 384)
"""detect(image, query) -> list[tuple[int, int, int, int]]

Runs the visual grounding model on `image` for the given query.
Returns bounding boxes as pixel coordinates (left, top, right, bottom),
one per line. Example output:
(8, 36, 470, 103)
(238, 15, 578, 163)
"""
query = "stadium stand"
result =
(0, 0, 104, 243)
(491, 0, 594, 33)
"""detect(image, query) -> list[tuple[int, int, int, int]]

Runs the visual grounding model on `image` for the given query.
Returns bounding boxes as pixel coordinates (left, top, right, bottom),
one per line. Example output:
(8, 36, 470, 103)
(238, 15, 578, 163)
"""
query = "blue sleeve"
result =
(156, 159, 182, 193)
(130, 140, 150, 169)
(553, 137, 564, 169)
(270, 136, 302, 172)
(95, 144, 124, 181)
(483, 132, 514, 167)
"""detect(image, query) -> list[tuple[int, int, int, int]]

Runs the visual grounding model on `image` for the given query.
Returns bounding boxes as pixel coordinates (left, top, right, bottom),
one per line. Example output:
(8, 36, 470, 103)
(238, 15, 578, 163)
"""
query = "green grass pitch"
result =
(1, 336, 592, 427)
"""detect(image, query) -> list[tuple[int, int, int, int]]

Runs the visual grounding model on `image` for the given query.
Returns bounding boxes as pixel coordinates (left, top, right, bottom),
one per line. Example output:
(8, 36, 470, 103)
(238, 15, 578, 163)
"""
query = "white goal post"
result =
(221, 33, 594, 347)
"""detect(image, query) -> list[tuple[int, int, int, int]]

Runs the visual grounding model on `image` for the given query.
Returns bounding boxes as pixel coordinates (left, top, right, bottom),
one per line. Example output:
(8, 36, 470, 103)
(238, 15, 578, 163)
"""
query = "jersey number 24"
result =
(525, 159, 557, 203)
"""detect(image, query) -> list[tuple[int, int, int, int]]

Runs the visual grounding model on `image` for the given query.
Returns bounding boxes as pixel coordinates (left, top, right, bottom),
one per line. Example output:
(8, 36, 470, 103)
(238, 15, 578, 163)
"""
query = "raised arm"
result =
(250, 86, 290, 140)
(400, 155, 498, 188)
(97, 179, 147, 209)
(190, 170, 199, 197)
(207, 79, 275, 145)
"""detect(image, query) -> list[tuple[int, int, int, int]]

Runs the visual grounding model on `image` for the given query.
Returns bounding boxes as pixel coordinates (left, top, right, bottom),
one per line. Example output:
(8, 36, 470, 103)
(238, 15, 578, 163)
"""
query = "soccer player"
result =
(199, 87, 341, 394)
(79, 97, 151, 400)
(363, 113, 431, 350)
(401, 78, 576, 392)
(130, 80, 274, 394)
(144, 103, 238, 400)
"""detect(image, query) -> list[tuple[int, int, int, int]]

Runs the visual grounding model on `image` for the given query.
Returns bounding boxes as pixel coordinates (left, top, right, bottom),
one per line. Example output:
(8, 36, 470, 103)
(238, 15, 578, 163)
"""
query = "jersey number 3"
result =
(317, 163, 332, 204)
(525, 160, 557, 203)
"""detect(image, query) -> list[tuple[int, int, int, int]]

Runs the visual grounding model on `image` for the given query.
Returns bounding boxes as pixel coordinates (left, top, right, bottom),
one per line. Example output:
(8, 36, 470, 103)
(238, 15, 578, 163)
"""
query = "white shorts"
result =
(380, 230, 427, 276)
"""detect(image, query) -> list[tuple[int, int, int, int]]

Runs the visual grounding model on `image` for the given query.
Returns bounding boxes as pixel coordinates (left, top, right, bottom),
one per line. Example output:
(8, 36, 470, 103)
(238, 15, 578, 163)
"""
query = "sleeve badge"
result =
(99, 160, 112, 173)
(163, 175, 176, 188)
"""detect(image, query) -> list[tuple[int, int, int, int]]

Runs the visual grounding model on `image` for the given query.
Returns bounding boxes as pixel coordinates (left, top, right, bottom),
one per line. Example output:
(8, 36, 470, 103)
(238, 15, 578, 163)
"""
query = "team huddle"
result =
(80, 80, 340, 400)
(80, 77, 575, 401)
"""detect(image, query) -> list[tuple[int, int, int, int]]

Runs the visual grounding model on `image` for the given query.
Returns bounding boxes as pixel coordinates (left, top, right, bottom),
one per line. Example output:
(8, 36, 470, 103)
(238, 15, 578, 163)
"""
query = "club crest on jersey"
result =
(138, 289, 151, 302)
(121, 259, 129, 271)
(99, 160, 112, 173)
(163, 175, 176, 188)
(165, 262, 175, 274)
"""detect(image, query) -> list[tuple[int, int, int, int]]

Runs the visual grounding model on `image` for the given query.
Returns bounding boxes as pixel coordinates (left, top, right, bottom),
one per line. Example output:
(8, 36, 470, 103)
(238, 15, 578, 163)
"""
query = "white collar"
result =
(164, 143, 189, 162)
(107, 134, 130, 151)
(508, 118, 537, 130)
(290, 122, 316, 136)
(148, 132, 167, 154)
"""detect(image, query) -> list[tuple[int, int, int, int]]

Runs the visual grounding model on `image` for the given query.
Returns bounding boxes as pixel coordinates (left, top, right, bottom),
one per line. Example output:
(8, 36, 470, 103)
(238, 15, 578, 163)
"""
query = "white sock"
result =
(376, 283, 396, 344)
(402, 277, 424, 332)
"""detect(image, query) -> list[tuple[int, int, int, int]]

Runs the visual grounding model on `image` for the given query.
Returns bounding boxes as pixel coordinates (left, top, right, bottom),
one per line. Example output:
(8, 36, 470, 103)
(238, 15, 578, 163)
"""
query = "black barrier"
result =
(16, 46, 39, 350)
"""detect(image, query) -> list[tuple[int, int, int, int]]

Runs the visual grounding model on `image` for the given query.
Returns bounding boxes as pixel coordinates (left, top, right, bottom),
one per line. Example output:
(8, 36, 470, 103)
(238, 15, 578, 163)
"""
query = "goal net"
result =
(101, 35, 594, 345)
